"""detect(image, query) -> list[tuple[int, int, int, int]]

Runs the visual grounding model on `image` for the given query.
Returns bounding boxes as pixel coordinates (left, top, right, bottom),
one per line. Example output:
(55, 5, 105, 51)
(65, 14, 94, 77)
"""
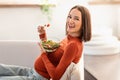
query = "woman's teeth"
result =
(69, 26, 75, 28)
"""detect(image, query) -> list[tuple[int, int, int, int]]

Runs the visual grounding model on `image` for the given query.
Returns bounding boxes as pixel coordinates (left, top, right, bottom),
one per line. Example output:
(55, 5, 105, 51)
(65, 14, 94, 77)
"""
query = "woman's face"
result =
(66, 8, 82, 36)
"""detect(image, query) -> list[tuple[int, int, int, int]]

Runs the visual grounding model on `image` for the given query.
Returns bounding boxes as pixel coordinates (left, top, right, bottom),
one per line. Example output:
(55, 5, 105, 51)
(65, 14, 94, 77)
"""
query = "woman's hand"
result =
(37, 24, 50, 41)
(38, 42, 46, 53)
(37, 25, 45, 34)
(37, 25, 47, 41)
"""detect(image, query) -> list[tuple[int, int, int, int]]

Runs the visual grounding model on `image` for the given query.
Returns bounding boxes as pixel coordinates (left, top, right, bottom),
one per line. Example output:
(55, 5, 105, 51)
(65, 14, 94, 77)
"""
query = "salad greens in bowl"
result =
(41, 40, 60, 52)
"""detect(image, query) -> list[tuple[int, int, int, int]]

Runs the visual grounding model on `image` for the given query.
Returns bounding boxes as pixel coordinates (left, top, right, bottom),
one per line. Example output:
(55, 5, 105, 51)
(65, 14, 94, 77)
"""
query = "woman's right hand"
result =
(37, 25, 45, 34)
(37, 25, 47, 41)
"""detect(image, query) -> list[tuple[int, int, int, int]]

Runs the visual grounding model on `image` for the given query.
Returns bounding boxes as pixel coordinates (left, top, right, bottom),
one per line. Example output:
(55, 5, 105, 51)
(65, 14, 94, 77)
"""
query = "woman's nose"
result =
(69, 18, 74, 24)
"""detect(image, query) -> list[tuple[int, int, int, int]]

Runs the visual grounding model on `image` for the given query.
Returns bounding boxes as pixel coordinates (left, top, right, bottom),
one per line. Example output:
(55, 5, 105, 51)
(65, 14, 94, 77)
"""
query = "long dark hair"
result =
(66, 5, 92, 42)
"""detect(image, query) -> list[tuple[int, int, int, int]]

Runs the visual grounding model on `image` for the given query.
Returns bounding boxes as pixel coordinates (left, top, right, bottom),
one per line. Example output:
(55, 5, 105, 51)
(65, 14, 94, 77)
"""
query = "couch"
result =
(0, 40, 84, 80)
(0, 40, 40, 67)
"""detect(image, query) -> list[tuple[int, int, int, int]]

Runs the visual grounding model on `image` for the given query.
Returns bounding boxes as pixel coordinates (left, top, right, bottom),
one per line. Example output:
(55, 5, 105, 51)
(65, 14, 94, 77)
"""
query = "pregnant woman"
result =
(0, 5, 91, 80)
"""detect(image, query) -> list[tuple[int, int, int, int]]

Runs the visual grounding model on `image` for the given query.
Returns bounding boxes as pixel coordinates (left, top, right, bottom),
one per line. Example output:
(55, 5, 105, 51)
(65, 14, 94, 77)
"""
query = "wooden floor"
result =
(84, 68, 97, 80)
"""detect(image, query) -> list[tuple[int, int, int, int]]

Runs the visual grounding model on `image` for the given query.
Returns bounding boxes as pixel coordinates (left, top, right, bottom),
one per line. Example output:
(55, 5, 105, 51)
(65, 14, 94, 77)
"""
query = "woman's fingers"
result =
(38, 42, 45, 53)
(37, 26, 45, 33)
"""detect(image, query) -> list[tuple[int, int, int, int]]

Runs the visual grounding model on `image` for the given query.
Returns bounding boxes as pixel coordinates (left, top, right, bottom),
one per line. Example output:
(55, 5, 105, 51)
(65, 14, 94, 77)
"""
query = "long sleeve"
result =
(41, 42, 81, 80)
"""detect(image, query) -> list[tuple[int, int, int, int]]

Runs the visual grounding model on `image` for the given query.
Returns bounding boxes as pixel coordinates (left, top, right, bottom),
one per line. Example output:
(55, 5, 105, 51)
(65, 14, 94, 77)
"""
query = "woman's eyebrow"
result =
(68, 14, 71, 16)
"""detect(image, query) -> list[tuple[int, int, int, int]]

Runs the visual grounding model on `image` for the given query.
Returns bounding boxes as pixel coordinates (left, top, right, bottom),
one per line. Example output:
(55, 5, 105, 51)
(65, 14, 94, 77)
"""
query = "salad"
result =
(42, 40, 60, 52)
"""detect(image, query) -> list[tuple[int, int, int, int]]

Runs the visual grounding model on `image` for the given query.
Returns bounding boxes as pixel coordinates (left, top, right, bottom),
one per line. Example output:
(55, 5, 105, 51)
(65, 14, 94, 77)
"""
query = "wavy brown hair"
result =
(66, 5, 92, 42)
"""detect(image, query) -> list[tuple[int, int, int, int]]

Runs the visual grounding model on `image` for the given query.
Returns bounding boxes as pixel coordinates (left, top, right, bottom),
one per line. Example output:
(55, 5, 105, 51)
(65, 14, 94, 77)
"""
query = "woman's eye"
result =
(74, 18, 80, 21)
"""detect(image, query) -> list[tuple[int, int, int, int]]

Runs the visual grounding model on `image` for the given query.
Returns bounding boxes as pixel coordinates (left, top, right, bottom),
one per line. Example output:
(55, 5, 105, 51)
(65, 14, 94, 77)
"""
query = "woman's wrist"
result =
(39, 33, 47, 41)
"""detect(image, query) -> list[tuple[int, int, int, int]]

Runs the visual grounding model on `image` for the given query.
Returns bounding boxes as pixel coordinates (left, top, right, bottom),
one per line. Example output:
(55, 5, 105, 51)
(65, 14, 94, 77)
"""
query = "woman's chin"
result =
(67, 30, 74, 34)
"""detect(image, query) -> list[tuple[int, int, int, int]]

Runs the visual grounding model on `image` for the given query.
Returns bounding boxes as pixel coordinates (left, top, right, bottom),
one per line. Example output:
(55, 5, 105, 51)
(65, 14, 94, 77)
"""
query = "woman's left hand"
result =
(38, 42, 46, 53)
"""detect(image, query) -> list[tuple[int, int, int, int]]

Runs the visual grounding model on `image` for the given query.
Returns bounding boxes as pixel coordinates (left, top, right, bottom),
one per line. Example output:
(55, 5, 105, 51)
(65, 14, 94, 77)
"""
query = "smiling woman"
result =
(0, 2, 90, 79)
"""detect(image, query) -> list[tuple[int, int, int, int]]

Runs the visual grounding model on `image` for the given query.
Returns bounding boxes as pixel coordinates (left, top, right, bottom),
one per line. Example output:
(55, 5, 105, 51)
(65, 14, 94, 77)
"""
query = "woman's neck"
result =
(68, 32, 80, 37)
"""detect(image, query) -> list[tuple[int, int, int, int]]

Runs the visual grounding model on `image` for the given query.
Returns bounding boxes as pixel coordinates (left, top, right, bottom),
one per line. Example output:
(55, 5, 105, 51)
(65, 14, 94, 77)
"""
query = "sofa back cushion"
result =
(0, 40, 40, 67)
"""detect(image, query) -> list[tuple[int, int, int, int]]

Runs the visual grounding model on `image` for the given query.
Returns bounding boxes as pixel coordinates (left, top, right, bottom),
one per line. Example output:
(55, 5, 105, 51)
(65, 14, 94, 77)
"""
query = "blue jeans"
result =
(0, 64, 48, 80)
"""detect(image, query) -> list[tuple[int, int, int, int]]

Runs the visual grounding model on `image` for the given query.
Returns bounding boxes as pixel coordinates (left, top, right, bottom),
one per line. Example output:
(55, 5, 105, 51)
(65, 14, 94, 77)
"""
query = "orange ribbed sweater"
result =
(34, 35, 83, 80)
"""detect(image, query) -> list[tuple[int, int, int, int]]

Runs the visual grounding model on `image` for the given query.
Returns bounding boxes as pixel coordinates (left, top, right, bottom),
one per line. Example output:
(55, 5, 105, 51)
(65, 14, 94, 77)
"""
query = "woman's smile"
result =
(69, 25, 75, 28)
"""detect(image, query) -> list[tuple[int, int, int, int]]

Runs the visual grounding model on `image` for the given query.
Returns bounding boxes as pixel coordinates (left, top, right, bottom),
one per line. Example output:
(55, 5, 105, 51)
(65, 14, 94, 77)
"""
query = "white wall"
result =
(117, 7, 120, 39)
(0, 7, 49, 40)
(0, 0, 120, 40)
(0, 0, 89, 40)
(89, 4, 120, 38)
